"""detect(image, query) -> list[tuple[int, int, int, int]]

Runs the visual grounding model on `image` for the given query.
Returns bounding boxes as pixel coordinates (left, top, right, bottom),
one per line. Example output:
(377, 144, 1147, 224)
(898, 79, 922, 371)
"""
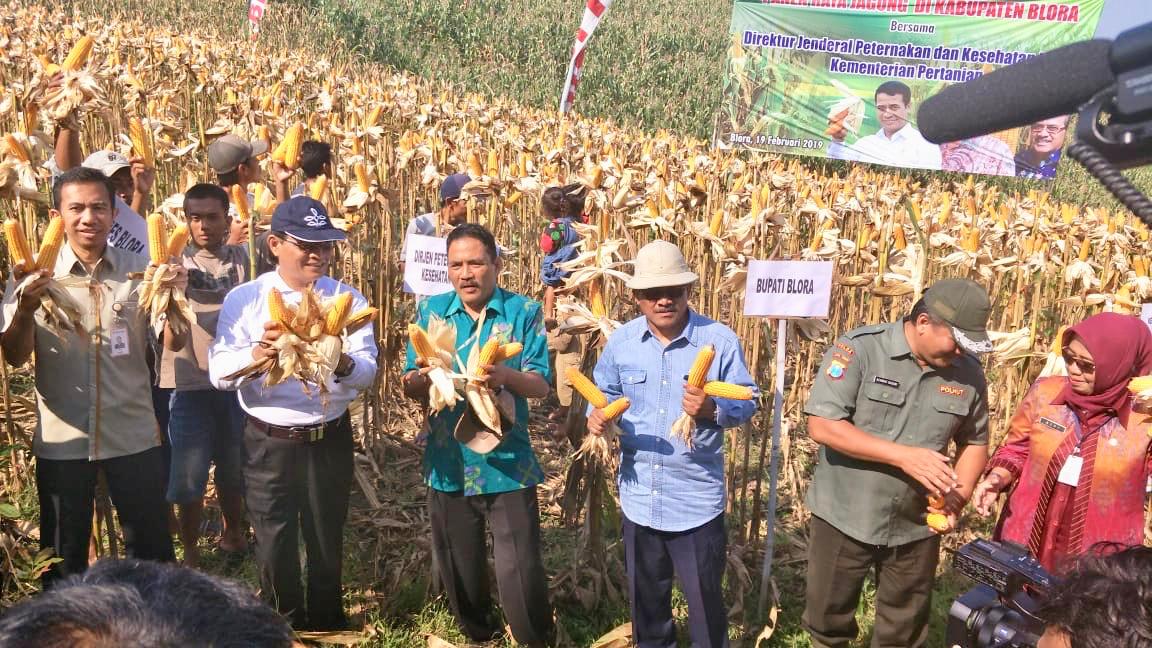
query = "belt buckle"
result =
(288, 425, 323, 442)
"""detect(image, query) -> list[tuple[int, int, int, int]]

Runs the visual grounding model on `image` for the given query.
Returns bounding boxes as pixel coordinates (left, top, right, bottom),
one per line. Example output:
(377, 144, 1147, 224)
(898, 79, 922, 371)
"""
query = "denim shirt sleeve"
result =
(712, 337, 759, 428)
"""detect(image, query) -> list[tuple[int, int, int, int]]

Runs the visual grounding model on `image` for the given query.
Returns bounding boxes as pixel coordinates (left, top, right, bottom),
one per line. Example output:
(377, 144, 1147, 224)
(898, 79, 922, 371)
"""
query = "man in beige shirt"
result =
(1, 167, 186, 584)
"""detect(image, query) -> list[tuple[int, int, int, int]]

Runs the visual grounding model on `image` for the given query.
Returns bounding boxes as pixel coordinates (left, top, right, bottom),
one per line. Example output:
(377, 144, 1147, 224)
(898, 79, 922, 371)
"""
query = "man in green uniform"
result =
(802, 279, 992, 648)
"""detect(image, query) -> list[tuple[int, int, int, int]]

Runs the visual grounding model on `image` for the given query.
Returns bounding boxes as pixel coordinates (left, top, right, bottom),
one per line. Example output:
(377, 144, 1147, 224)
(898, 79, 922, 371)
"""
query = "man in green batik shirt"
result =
(402, 223, 554, 648)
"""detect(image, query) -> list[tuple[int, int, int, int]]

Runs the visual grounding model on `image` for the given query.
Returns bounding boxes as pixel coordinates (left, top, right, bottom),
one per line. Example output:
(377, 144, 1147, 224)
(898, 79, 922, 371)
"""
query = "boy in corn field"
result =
(158, 183, 251, 567)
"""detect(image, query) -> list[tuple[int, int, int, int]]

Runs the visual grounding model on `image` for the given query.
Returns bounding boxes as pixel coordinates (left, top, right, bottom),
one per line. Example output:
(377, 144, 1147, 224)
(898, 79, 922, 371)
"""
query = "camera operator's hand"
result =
(972, 467, 1013, 517)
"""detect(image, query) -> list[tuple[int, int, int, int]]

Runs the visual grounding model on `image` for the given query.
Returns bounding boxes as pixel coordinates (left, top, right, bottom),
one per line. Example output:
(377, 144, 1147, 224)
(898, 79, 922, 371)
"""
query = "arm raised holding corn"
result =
(138, 212, 194, 339)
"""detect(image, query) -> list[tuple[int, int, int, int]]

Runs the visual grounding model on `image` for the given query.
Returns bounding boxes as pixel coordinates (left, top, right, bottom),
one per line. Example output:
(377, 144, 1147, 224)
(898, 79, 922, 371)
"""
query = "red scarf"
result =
(1059, 313, 1152, 431)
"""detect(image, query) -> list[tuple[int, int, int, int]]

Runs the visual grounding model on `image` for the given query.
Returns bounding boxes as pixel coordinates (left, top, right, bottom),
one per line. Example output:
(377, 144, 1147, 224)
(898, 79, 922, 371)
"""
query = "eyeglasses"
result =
(283, 237, 336, 255)
(637, 286, 687, 301)
(1062, 350, 1096, 374)
(1030, 124, 1066, 135)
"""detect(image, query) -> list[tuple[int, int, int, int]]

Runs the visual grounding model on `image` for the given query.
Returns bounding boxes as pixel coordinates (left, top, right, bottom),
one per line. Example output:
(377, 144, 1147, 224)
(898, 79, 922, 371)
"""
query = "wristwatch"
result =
(334, 357, 356, 380)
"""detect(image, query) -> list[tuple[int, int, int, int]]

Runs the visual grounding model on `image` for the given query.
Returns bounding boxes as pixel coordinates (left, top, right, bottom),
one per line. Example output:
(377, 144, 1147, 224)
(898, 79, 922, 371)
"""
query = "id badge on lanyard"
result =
(1057, 419, 1085, 487)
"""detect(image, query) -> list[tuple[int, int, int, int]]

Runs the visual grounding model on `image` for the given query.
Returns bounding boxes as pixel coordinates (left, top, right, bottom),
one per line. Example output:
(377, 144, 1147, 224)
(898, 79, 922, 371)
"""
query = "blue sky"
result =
(1095, 0, 1152, 39)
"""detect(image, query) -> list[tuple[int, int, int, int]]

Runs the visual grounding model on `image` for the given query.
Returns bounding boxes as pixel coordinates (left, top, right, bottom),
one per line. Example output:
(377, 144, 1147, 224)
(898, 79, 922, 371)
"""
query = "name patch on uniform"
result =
(835, 341, 855, 356)
(827, 359, 848, 380)
(873, 376, 900, 388)
(939, 385, 966, 398)
(1039, 417, 1067, 433)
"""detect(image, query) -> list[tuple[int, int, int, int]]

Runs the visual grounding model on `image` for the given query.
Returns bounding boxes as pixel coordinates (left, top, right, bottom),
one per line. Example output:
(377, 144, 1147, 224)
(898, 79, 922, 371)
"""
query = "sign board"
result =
(1142, 303, 1152, 334)
(403, 233, 452, 297)
(743, 260, 834, 318)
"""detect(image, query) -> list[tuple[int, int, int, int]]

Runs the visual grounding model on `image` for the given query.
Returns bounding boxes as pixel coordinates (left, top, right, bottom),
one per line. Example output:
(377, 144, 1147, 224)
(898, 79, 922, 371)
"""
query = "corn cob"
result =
(231, 184, 249, 220)
(408, 323, 438, 361)
(565, 367, 609, 409)
(344, 307, 377, 333)
(324, 292, 354, 336)
(166, 224, 189, 259)
(702, 381, 754, 400)
(267, 288, 292, 327)
(61, 35, 95, 71)
(128, 117, 154, 167)
(926, 513, 950, 532)
(601, 397, 630, 419)
(708, 209, 725, 237)
(467, 151, 483, 178)
(34, 216, 65, 272)
(486, 149, 499, 177)
(1129, 376, 1152, 394)
(495, 342, 522, 362)
(589, 280, 606, 318)
(278, 123, 303, 169)
(354, 163, 370, 193)
(4, 219, 34, 269)
(147, 212, 167, 264)
(473, 338, 501, 380)
(927, 494, 945, 509)
(687, 345, 715, 387)
(364, 105, 383, 129)
(309, 175, 328, 201)
(4, 134, 30, 163)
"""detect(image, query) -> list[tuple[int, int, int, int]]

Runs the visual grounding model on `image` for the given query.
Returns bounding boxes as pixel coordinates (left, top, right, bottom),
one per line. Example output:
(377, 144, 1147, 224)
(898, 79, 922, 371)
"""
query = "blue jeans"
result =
(166, 389, 245, 504)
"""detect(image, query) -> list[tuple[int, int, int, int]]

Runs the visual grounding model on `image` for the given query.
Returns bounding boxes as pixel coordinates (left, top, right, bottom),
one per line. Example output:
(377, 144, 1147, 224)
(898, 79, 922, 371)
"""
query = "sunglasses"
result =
(1062, 350, 1096, 374)
(637, 286, 688, 301)
(283, 237, 336, 255)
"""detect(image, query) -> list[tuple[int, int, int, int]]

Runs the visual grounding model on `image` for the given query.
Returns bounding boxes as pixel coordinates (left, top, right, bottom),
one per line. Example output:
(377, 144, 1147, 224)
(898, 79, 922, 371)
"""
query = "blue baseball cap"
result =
(440, 173, 473, 203)
(270, 197, 346, 243)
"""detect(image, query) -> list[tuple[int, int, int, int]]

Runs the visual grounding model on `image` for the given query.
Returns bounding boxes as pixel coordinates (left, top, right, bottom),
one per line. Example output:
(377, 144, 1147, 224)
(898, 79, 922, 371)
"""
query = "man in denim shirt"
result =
(587, 240, 758, 648)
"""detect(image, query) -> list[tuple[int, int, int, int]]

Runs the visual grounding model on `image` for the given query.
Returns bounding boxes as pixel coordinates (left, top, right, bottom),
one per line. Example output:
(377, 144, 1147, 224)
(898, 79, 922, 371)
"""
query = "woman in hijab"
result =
(972, 312, 1152, 573)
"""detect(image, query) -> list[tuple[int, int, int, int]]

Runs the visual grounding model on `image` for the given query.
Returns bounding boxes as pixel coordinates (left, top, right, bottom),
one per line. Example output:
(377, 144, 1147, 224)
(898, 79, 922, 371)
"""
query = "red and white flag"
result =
(248, 0, 269, 40)
(558, 0, 613, 114)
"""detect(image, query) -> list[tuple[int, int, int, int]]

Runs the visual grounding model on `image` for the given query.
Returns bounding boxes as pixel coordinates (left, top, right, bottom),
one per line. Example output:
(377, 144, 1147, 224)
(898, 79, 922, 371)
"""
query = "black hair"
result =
(541, 187, 568, 220)
(183, 183, 230, 212)
(0, 558, 295, 648)
(561, 182, 587, 218)
(446, 222, 499, 263)
(299, 141, 332, 179)
(875, 80, 912, 106)
(216, 168, 240, 188)
(1039, 544, 1152, 648)
(52, 167, 115, 210)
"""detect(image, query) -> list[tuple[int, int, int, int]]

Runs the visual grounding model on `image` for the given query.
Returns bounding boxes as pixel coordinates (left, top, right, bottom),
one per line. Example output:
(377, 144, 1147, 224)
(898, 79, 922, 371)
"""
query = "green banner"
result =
(714, 0, 1106, 179)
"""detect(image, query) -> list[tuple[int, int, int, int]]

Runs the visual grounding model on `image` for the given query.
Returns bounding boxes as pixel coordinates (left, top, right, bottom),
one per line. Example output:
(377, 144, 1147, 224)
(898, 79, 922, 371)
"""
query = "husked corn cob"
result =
(1129, 375, 1152, 394)
(35, 216, 65, 272)
(354, 163, 370, 193)
(409, 323, 438, 361)
(364, 105, 383, 129)
(601, 397, 630, 419)
(267, 288, 292, 327)
(565, 367, 609, 409)
(702, 381, 754, 400)
(324, 292, 353, 336)
(310, 175, 328, 201)
(61, 35, 94, 71)
(708, 209, 725, 237)
(589, 280, 606, 318)
(166, 224, 189, 259)
(495, 342, 522, 362)
(231, 184, 249, 220)
(473, 338, 501, 380)
(344, 307, 377, 333)
(926, 513, 949, 532)
(278, 123, 303, 169)
(687, 345, 715, 387)
(147, 212, 167, 264)
(4, 134, 30, 163)
(5, 219, 35, 269)
(129, 118, 154, 167)
(467, 151, 483, 178)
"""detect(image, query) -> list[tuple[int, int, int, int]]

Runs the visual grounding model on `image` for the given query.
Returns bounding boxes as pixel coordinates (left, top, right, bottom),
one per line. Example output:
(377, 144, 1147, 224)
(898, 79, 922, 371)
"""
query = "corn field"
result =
(1, 1, 1151, 640)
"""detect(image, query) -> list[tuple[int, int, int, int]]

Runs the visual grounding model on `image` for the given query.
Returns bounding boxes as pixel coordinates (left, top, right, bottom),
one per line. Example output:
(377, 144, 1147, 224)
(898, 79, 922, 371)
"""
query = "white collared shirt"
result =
(827, 123, 942, 170)
(208, 270, 378, 426)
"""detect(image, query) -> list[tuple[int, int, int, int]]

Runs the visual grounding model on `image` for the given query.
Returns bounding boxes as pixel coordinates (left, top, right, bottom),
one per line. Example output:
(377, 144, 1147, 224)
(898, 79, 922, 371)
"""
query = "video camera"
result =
(945, 539, 1057, 648)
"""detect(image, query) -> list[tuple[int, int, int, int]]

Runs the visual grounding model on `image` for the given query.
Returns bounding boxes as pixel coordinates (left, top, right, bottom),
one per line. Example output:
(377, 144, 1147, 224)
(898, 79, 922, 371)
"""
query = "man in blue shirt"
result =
(587, 240, 758, 648)
(401, 223, 554, 647)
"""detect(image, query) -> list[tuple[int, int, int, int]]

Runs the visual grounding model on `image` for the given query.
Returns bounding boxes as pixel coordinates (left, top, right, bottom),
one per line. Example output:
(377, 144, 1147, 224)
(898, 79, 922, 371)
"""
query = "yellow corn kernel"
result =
(268, 288, 292, 327)
(364, 105, 383, 129)
(353, 163, 370, 194)
(708, 209, 725, 237)
(1078, 238, 1091, 262)
(408, 324, 438, 360)
(565, 367, 609, 409)
(147, 212, 167, 265)
(687, 345, 716, 387)
(467, 151, 483, 178)
(4, 134, 30, 163)
(61, 35, 94, 71)
(4, 219, 34, 269)
(166, 224, 189, 259)
(276, 123, 303, 169)
(309, 175, 328, 201)
(486, 149, 499, 177)
(129, 117, 154, 168)
(601, 397, 631, 420)
(324, 292, 353, 336)
(495, 342, 523, 362)
(589, 280, 606, 318)
(473, 338, 502, 380)
(231, 184, 249, 220)
(344, 307, 378, 334)
(926, 513, 950, 532)
(702, 381, 754, 400)
(34, 216, 65, 272)
(893, 225, 907, 251)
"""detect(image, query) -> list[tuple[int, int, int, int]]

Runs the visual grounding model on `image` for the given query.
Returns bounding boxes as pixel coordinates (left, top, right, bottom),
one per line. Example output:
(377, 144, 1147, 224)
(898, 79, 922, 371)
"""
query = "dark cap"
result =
(923, 279, 992, 354)
(270, 197, 346, 243)
(207, 134, 269, 174)
(440, 173, 473, 203)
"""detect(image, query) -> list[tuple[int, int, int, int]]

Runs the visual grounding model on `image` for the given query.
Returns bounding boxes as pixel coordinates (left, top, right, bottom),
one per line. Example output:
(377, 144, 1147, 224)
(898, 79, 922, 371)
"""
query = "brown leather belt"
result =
(247, 415, 344, 443)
